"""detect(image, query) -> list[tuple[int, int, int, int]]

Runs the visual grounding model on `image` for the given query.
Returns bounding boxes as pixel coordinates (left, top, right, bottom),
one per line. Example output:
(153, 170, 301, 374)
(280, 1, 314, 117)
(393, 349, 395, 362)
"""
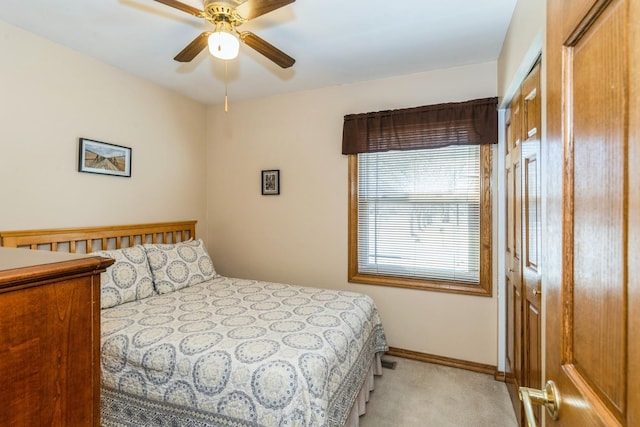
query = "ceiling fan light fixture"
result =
(208, 22, 239, 60)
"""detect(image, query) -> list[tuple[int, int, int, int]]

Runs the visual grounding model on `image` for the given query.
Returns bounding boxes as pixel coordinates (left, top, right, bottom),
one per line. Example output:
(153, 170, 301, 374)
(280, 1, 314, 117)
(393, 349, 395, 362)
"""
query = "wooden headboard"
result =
(0, 221, 197, 253)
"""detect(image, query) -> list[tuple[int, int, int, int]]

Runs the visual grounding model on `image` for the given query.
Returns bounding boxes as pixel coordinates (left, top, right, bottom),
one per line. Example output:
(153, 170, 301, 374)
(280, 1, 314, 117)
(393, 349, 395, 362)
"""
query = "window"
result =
(348, 145, 492, 295)
(343, 98, 496, 296)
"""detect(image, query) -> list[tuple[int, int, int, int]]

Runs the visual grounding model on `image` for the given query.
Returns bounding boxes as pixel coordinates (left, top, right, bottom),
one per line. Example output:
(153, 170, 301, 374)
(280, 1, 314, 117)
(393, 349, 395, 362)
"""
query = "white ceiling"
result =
(0, 0, 517, 105)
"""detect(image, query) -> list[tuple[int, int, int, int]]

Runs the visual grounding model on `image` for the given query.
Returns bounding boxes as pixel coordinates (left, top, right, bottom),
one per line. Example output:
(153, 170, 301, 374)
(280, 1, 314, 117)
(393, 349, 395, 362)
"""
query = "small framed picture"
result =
(262, 169, 280, 195)
(78, 138, 132, 177)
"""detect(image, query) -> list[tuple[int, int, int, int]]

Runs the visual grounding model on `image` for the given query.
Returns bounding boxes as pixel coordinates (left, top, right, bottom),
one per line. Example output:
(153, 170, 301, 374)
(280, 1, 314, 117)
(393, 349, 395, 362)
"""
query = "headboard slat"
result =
(0, 221, 197, 254)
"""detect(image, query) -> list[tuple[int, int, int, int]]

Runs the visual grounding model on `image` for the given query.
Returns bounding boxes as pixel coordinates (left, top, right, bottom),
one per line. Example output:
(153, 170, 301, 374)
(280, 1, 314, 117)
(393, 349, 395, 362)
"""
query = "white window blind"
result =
(357, 145, 481, 284)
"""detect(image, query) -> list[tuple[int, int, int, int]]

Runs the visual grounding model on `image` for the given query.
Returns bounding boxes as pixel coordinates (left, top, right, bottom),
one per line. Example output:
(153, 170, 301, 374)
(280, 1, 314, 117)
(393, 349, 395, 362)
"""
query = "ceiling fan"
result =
(153, 0, 296, 68)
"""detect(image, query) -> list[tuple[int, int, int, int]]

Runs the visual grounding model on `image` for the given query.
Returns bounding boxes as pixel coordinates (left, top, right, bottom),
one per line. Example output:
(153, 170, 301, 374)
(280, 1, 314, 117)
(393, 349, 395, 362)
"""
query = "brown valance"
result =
(342, 97, 498, 155)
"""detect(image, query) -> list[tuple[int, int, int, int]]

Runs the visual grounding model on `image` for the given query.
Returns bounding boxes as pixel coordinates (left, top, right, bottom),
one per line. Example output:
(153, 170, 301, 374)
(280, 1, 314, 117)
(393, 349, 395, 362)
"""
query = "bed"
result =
(0, 221, 388, 427)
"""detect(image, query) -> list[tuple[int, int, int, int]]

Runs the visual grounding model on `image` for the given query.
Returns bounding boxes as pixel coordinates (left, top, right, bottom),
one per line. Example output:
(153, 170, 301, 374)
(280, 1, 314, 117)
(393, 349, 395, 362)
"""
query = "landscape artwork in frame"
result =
(262, 169, 280, 195)
(78, 138, 131, 177)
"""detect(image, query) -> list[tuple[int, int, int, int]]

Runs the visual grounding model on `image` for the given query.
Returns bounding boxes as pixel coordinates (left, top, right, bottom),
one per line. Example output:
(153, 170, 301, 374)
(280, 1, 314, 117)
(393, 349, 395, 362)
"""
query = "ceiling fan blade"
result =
(240, 31, 295, 68)
(241, 0, 295, 20)
(174, 32, 211, 62)
(154, 0, 204, 17)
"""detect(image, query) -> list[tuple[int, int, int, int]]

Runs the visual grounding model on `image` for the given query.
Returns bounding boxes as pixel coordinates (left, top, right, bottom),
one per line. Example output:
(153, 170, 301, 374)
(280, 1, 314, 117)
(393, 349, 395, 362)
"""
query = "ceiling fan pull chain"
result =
(224, 60, 229, 113)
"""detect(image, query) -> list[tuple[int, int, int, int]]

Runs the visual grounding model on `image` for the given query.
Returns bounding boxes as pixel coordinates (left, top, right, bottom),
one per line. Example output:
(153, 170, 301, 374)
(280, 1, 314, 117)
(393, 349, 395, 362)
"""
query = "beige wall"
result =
(497, 0, 545, 105)
(206, 62, 499, 365)
(0, 15, 509, 366)
(0, 21, 208, 238)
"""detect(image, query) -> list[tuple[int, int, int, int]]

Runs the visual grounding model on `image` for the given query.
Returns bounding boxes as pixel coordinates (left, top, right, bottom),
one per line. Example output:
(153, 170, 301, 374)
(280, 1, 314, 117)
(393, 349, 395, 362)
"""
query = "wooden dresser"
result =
(0, 247, 113, 426)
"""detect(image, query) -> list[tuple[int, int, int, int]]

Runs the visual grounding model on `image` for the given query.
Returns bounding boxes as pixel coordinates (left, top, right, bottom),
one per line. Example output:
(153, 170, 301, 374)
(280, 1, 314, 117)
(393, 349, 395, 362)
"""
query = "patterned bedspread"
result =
(101, 276, 388, 427)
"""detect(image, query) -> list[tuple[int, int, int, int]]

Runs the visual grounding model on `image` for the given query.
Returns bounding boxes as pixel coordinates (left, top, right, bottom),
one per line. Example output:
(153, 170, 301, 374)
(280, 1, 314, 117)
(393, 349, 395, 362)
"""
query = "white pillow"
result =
(93, 245, 155, 309)
(143, 239, 216, 294)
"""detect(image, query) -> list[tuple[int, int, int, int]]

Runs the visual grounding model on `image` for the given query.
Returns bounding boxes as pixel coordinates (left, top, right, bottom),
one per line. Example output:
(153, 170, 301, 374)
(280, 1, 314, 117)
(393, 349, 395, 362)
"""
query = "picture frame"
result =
(261, 169, 280, 195)
(78, 138, 131, 177)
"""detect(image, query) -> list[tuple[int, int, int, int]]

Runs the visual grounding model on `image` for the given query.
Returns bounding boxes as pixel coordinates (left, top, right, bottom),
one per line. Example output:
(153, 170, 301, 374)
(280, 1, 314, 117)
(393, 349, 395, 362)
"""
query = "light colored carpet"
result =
(358, 356, 518, 427)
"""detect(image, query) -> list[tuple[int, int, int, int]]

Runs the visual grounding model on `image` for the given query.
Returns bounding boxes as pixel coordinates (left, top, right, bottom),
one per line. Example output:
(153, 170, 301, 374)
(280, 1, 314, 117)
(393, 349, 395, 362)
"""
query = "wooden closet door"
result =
(544, 0, 639, 424)
(521, 62, 542, 426)
(505, 89, 524, 426)
(505, 61, 542, 426)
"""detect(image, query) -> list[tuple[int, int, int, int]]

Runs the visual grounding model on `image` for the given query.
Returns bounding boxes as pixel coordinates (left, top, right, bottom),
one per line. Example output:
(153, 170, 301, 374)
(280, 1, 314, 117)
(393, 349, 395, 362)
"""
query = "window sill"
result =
(348, 272, 492, 297)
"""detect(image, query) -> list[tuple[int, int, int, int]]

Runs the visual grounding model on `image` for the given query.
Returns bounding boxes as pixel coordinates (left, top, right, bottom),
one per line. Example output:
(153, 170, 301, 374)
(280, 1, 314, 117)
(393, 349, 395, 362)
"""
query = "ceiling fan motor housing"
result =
(203, 0, 246, 26)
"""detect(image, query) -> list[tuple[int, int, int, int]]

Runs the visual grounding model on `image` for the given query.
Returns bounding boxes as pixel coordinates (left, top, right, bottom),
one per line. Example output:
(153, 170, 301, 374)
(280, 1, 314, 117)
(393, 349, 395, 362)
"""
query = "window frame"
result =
(348, 145, 493, 297)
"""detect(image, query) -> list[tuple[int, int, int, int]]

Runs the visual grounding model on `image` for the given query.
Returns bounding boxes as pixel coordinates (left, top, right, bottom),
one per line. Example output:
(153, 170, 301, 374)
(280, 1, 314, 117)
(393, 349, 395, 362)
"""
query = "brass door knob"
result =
(519, 380, 560, 427)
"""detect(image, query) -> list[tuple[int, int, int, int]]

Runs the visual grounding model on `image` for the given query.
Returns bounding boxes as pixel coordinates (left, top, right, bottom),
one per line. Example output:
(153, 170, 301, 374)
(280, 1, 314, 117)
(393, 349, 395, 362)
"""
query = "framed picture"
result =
(261, 169, 280, 195)
(78, 138, 131, 177)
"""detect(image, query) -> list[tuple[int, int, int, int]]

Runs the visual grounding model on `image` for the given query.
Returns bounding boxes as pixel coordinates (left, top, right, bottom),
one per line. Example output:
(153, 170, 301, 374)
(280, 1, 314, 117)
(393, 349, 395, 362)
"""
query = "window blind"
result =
(357, 145, 481, 284)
